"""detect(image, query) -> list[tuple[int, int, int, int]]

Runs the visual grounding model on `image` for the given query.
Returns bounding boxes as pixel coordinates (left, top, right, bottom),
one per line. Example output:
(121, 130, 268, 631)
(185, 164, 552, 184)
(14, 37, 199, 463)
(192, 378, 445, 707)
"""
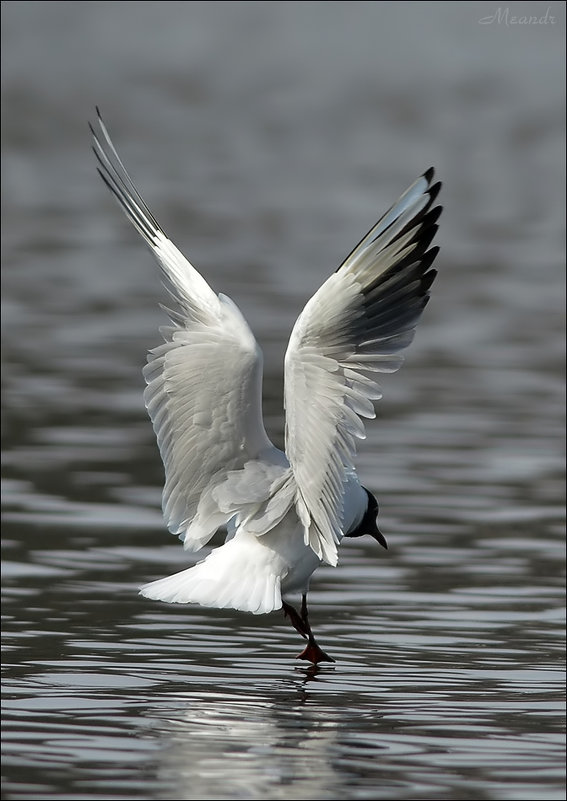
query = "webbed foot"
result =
(297, 640, 335, 664)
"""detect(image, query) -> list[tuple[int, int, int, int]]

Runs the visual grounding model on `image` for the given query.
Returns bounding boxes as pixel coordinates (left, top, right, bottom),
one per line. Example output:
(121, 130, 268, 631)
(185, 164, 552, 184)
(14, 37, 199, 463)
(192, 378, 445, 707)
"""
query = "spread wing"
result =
(284, 169, 441, 565)
(91, 110, 274, 549)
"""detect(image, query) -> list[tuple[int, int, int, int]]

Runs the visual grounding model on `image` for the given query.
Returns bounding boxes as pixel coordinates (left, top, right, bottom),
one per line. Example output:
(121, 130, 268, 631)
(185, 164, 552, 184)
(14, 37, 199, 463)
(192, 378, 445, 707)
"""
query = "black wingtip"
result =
(423, 167, 435, 183)
(428, 181, 442, 205)
(424, 205, 443, 228)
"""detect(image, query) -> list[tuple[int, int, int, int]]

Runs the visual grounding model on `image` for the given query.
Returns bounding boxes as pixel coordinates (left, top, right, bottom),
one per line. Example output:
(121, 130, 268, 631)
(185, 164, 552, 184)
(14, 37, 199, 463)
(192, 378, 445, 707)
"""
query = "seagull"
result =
(91, 109, 441, 664)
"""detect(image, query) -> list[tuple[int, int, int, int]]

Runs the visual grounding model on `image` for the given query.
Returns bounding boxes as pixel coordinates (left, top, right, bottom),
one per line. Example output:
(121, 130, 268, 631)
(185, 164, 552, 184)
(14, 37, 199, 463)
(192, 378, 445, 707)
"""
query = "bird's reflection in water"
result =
(152, 673, 343, 799)
(293, 661, 334, 685)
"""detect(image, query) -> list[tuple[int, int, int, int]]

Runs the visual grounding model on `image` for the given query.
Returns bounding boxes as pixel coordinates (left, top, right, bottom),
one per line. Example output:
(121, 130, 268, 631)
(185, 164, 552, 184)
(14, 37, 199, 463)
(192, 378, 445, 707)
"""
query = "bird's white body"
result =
(140, 471, 367, 613)
(91, 111, 441, 658)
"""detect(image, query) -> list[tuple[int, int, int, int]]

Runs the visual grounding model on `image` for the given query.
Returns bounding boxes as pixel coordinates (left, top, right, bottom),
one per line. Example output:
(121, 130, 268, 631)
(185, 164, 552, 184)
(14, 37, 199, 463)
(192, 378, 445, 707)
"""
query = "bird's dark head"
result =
(345, 487, 388, 549)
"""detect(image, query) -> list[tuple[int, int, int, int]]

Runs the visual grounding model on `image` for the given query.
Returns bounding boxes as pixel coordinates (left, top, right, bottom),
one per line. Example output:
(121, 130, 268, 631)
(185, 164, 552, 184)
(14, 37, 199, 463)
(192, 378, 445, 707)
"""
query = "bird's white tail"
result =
(139, 535, 284, 615)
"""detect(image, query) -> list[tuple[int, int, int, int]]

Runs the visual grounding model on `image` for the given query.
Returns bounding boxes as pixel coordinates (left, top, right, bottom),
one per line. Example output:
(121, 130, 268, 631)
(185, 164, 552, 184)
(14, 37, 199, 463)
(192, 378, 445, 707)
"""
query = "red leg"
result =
(296, 594, 335, 664)
(282, 600, 308, 639)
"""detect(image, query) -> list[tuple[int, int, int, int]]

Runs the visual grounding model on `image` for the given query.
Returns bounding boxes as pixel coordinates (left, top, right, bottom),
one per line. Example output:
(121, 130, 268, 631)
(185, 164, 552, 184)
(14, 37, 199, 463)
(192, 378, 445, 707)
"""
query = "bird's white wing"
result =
(284, 169, 442, 566)
(91, 110, 274, 549)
